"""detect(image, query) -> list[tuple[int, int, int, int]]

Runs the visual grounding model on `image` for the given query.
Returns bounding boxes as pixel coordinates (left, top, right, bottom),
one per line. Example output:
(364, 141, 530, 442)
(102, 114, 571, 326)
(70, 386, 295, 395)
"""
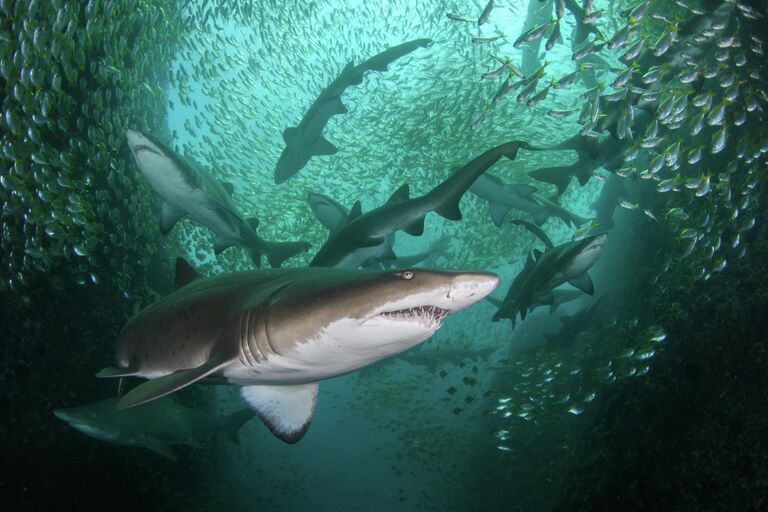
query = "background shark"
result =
(126, 129, 310, 268)
(310, 141, 534, 268)
(307, 190, 446, 268)
(275, 38, 433, 183)
(470, 172, 588, 227)
(97, 258, 497, 443)
(492, 233, 607, 327)
(54, 396, 253, 461)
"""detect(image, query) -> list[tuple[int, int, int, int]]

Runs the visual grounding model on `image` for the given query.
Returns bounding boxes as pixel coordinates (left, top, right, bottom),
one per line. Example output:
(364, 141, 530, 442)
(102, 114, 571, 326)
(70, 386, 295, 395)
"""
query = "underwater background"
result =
(2, 0, 768, 510)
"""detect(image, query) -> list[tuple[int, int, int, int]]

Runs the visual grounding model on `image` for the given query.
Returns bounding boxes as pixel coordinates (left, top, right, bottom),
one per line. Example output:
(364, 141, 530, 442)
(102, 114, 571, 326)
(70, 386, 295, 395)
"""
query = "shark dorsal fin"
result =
(386, 184, 410, 205)
(282, 127, 298, 144)
(174, 258, 203, 290)
(221, 181, 235, 196)
(348, 201, 363, 221)
(311, 136, 338, 156)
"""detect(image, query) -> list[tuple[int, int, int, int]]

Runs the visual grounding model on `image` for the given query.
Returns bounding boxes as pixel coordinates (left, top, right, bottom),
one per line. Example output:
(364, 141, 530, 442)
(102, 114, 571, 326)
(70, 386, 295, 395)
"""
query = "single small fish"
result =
(707, 102, 726, 126)
(711, 125, 727, 154)
(514, 21, 553, 49)
(481, 64, 507, 80)
(545, 21, 560, 51)
(527, 85, 551, 106)
(583, 10, 604, 25)
(472, 35, 504, 45)
(478, 0, 494, 26)
(612, 66, 634, 89)
(553, 69, 579, 89)
(546, 109, 578, 118)
(628, 1, 649, 24)
(621, 37, 645, 61)
(447, 13, 472, 22)
(492, 77, 512, 104)
(619, 200, 639, 210)
(517, 79, 539, 103)
(609, 26, 630, 50)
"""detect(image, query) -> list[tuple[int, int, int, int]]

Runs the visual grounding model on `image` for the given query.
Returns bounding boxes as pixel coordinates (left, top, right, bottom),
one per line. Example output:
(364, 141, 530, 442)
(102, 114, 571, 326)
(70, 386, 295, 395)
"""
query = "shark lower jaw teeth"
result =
(380, 306, 451, 329)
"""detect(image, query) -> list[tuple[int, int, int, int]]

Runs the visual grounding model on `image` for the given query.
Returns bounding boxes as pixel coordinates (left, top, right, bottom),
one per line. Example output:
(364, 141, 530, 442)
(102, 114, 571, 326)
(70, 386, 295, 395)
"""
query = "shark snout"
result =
(446, 272, 499, 310)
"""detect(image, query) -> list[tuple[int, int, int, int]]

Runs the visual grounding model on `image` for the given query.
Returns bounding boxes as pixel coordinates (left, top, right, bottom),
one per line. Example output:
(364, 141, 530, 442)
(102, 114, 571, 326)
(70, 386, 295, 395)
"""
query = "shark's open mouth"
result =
(380, 306, 451, 329)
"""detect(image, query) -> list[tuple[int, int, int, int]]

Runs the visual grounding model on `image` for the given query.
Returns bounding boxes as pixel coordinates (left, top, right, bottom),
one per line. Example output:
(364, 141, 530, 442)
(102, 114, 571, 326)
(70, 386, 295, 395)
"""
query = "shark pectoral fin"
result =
(159, 202, 185, 235)
(489, 202, 511, 227)
(403, 217, 425, 236)
(330, 98, 348, 115)
(569, 273, 595, 295)
(240, 383, 319, 444)
(174, 257, 203, 290)
(96, 366, 138, 378)
(282, 127, 298, 144)
(117, 352, 235, 410)
(221, 181, 235, 196)
(312, 136, 338, 156)
(141, 437, 177, 461)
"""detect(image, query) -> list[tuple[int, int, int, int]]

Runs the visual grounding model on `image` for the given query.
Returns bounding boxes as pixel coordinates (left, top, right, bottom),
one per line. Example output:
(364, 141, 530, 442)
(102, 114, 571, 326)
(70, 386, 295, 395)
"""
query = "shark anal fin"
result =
(141, 437, 177, 461)
(435, 199, 463, 221)
(117, 351, 235, 410)
(569, 273, 595, 295)
(174, 257, 203, 290)
(240, 383, 319, 444)
(213, 236, 235, 255)
(489, 202, 511, 227)
(348, 200, 363, 222)
(159, 202, 185, 235)
(96, 366, 139, 378)
(312, 136, 338, 156)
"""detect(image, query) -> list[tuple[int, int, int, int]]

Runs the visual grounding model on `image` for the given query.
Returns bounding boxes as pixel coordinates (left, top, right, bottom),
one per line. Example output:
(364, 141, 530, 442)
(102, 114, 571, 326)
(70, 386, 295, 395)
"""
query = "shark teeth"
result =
(380, 306, 451, 329)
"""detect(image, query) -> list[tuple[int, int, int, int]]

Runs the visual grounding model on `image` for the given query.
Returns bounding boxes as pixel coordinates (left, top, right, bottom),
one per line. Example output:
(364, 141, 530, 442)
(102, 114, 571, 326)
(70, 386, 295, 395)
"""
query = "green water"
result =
(2, 0, 767, 510)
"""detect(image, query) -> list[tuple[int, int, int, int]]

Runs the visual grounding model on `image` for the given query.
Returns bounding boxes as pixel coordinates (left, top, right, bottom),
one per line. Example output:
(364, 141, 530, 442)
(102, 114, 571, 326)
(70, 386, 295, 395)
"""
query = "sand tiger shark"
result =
(126, 129, 310, 268)
(97, 258, 498, 443)
(492, 233, 607, 327)
(310, 141, 535, 268)
(54, 396, 253, 460)
(307, 191, 445, 268)
(275, 38, 433, 184)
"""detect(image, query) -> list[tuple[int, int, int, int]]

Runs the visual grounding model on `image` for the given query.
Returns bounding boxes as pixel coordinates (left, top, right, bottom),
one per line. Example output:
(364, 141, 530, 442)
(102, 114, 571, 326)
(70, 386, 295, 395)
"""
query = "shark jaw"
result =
(566, 233, 608, 278)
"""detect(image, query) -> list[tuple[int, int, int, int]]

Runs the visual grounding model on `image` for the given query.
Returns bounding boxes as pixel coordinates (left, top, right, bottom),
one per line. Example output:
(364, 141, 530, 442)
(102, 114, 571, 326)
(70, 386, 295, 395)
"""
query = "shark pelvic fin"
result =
(240, 382, 319, 444)
(95, 366, 139, 378)
(117, 350, 235, 410)
(312, 136, 338, 156)
(140, 437, 177, 461)
(403, 217, 425, 236)
(174, 257, 203, 290)
(159, 202, 185, 235)
(569, 273, 595, 295)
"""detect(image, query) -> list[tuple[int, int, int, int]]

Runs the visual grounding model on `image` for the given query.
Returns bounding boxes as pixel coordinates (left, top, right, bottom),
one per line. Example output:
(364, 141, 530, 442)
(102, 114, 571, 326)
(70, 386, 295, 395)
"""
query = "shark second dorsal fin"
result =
(117, 350, 235, 410)
(240, 383, 318, 444)
(386, 184, 410, 205)
(174, 258, 203, 290)
(348, 201, 363, 221)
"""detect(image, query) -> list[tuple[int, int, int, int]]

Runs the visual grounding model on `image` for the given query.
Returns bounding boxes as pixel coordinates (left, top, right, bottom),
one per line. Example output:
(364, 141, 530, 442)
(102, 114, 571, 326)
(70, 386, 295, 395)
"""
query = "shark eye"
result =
(402, 271, 414, 280)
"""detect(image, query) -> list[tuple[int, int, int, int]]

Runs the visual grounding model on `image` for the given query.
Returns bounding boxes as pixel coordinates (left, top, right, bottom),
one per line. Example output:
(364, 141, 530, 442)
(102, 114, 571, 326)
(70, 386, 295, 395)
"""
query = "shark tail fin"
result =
(263, 241, 311, 268)
(222, 409, 254, 446)
(96, 366, 139, 378)
(529, 166, 571, 196)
